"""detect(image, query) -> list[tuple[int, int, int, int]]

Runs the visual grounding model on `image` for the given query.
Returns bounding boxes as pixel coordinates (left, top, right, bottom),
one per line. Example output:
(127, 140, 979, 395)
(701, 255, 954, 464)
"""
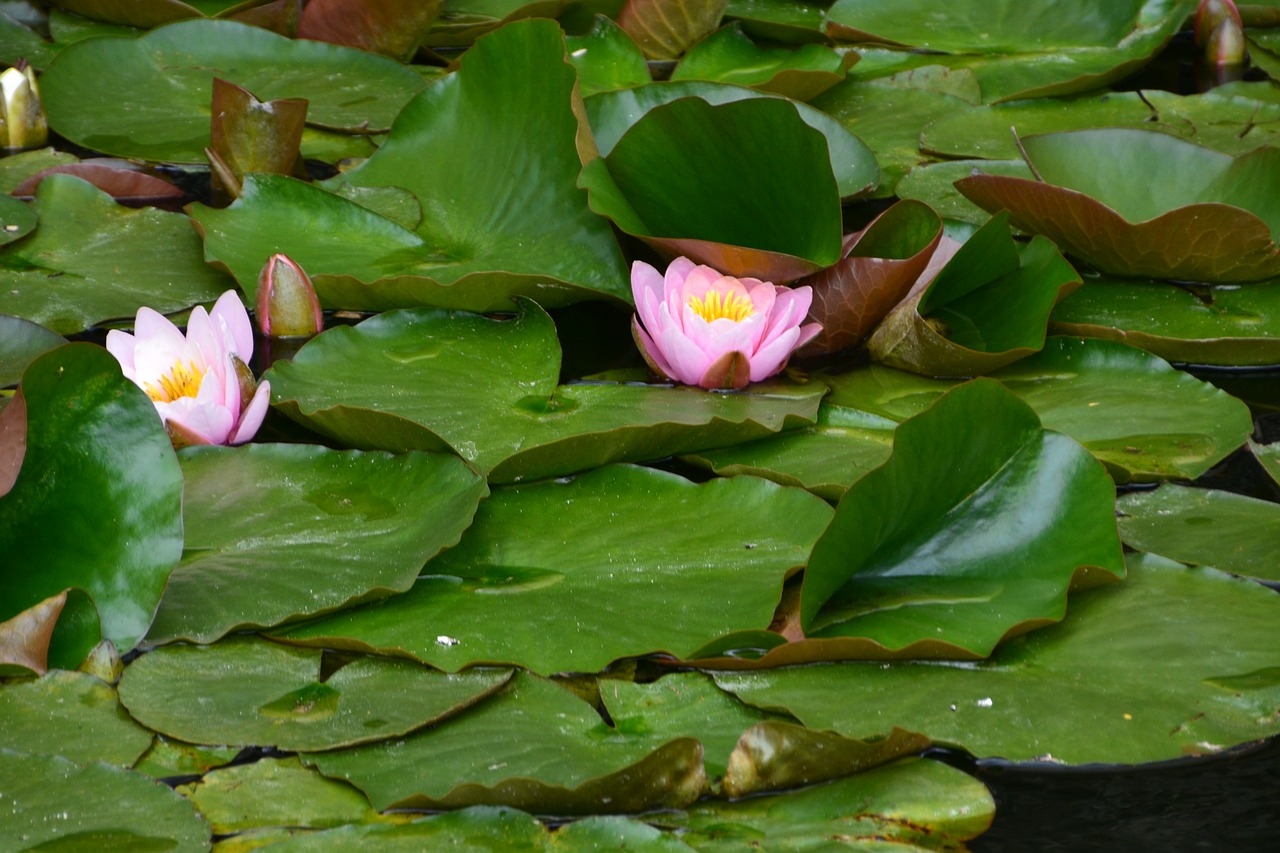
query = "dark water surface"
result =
(966, 737, 1280, 852)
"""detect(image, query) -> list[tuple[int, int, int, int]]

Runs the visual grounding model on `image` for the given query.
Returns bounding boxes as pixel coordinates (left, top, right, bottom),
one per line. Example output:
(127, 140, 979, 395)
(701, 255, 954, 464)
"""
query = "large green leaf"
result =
(41, 18, 425, 162)
(147, 443, 487, 643)
(579, 96, 845, 283)
(276, 464, 832, 675)
(266, 299, 825, 482)
(0, 670, 152, 767)
(1049, 275, 1280, 365)
(957, 129, 1280, 282)
(118, 637, 512, 751)
(303, 670, 710, 812)
(565, 14, 651, 97)
(585, 80, 880, 199)
(1117, 485, 1280, 582)
(0, 175, 231, 334)
(0, 749, 210, 852)
(866, 213, 1081, 376)
(690, 336, 1252, 494)
(824, 0, 1195, 101)
(0, 316, 64, 387)
(792, 379, 1124, 660)
(715, 554, 1280, 764)
(192, 19, 629, 311)
(0, 344, 183, 652)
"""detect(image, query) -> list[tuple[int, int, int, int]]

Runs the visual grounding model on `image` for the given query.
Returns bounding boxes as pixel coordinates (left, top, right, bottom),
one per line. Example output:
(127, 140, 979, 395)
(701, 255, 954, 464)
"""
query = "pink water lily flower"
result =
(631, 257, 822, 390)
(107, 291, 271, 447)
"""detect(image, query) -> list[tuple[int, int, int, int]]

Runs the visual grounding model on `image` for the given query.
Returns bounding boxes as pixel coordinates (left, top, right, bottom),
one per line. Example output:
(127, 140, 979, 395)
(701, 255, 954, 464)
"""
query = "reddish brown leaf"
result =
(208, 78, 308, 205)
(0, 389, 26, 499)
(0, 590, 67, 675)
(229, 0, 304, 36)
(957, 174, 1280, 283)
(617, 0, 729, 60)
(12, 163, 187, 210)
(641, 236, 827, 284)
(297, 0, 443, 60)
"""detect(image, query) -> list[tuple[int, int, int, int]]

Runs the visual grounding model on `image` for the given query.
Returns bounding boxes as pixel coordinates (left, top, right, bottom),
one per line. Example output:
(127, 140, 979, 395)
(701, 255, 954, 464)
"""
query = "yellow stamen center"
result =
(144, 360, 205, 403)
(688, 289, 755, 323)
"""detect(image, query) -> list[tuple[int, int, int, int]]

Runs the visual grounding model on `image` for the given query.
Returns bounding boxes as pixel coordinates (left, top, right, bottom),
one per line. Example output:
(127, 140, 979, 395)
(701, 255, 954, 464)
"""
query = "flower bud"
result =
(1195, 0, 1243, 47)
(256, 253, 323, 338)
(0, 62, 48, 151)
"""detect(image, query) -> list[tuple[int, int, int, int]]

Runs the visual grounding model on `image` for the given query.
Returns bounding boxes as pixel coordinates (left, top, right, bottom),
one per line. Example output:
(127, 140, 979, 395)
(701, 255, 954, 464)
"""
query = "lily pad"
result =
(41, 18, 425, 162)
(131, 736, 240, 780)
(1117, 484, 1280, 582)
(304, 670, 709, 812)
(147, 443, 487, 643)
(181, 756, 387, 834)
(0, 175, 231, 334)
(715, 554, 1280, 764)
(1252, 438, 1280, 487)
(824, 0, 1195, 102)
(275, 464, 832, 675)
(618, 0, 727, 60)
(425, 0, 565, 48)
(193, 19, 630, 312)
(782, 379, 1123, 661)
(584, 80, 880, 199)
(957, 129, 1280, 282)
(565, 14, 652, 97)
(895, 158, 1034, 225)
(672, 22, 854, 101)
(0, 669, 152, 767)
(0, 749, 210, 852)
(724, 0, 829, 44)
(579, 95, 845, 282)
(0, 344, 183, 652)
(0, 316, 64, 387)
(0, 193, 35, 245)
(1049, 274, 1280, 366)
(266, 299, 826, 482)
(118, 636, 512, 751)
(866, 213, 1081, 376)
(0, 590, 100, 676)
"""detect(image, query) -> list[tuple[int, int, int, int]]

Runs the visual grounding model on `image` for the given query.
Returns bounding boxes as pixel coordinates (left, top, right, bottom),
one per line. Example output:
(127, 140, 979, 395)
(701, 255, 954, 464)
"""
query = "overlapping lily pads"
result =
(672, 22, 855, 100)
(118, 637, 512, 751)
(0, 669, 153, 767)
(276, 464, 832, 674)
(0, 175, 231, 334)
(41, 18, 426, 162)
(266, 299, 826, 482)
(146, 443, 488, 643)
(824, 0, 1195, 101)
(193, 19, 629, 311)
(715, 555, 1280, 765)
(0, 316, 63, 387)
(0, 344, 183, 656)
(957, 129, 1280, 282)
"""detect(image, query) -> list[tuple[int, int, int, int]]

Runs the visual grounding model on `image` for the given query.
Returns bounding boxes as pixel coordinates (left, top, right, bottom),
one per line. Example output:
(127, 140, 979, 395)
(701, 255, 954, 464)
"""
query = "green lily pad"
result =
(866, 213, 1081, 376)
(1117, 485, 1280, 582)
(579, 95, 845, 282)
(672, 22, 854, 101)
(1049, 274, 1280, 365)
(193, 19, 629, 312)
(131, 736, 240, 780)
(425, 0, 565, 48)
(276, 464, 832, 675)
(0, 344, 183, 653)
(0, 670, 152, 767)
(0, 589, 100, 676)
(895, 158, 1034, 225)
(118, 636, 512, 751)
(0, 749, 210, 852)
(304, 670, 709, 812)
(0, 8, 57, 67)
(0, 193, 35, 245)
(811, 65, 981, 196)
(0, 148, 80, 193)
(584, 80, 880, 199)
(266, 299, 825, 482)
(146, 443, 487, 644)
(0, 175, 231, 334)
(824, 0, 1195, 101)
(48, 0, 255, 28)
(957, 129, 1280, 282)
(691, 336, 1252, 495)
(1252, 438, 1280, 487)
(724, 0, 829, 44)
(664, 758, 994, 851)
(565, 14, 651, 97)
(718, 554, 1280, 764)
(0, 316, 64, 387)
(784, 379, 1123, 661)
(41, 18, 425, 162)
(182, 757, 386, 834)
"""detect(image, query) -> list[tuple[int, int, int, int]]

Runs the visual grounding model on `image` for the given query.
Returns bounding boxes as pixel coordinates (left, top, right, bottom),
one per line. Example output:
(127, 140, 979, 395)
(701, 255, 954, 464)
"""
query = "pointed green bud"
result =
(0, 62, 48, 151)
(256, 253, 323, 338)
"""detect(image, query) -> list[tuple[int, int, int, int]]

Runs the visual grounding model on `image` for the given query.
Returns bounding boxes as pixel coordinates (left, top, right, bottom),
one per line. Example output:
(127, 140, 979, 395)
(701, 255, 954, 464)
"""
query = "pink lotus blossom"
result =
(106, 291, 271, 447)
(631, 257, 822, 390)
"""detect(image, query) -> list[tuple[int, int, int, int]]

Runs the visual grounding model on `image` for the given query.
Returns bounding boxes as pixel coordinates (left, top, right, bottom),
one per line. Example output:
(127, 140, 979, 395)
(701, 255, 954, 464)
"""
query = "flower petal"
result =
(210, 290, 254, 360)
(229, 380, 271, 445)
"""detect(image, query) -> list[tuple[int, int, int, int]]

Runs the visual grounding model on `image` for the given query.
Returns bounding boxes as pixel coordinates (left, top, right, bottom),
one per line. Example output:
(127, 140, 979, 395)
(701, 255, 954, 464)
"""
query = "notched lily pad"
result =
(117, 636, 512, 751)
(957, 128, 1280, 282)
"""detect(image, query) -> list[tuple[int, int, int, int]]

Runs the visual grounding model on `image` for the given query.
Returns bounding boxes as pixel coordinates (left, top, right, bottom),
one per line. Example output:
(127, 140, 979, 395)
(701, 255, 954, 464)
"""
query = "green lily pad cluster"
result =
(3, 2, 1280, 849)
